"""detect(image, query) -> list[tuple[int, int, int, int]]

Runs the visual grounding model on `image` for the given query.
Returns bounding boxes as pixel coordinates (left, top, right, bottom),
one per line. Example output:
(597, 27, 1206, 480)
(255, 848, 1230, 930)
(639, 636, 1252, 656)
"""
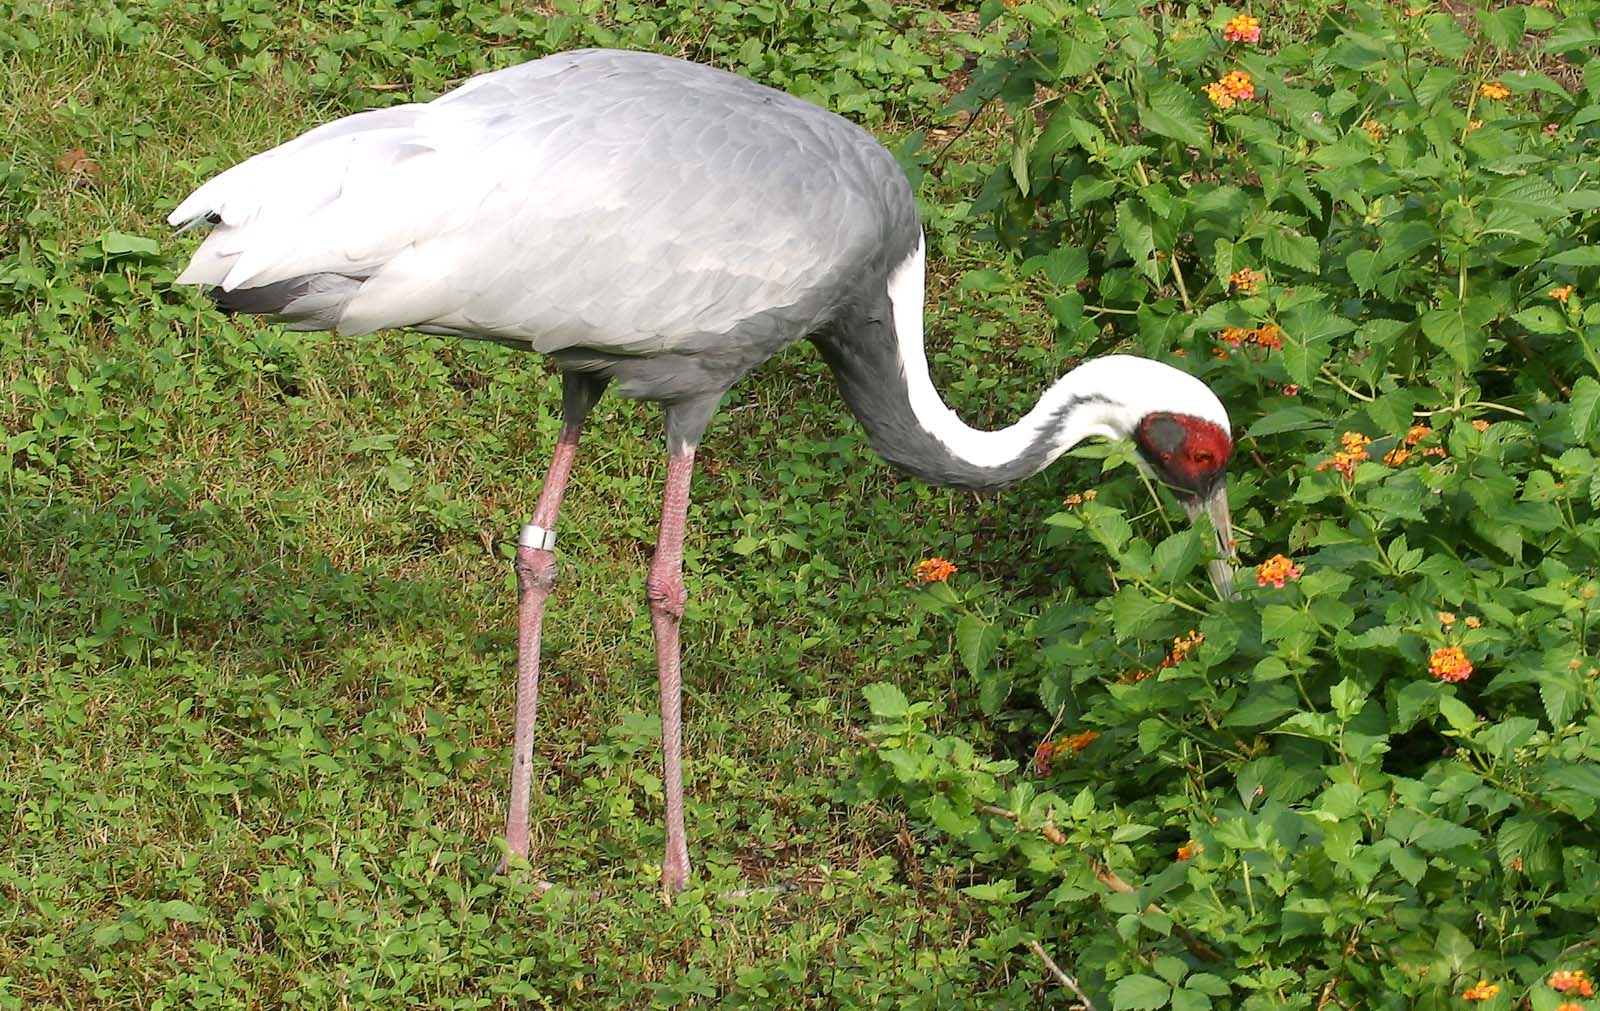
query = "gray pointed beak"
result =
(1182, 483, 1237, 601)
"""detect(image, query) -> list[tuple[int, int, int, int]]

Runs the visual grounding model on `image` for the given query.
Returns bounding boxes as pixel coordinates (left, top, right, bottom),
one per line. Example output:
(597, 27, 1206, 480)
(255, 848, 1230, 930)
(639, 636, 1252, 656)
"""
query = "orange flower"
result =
(1255, 554, 1300, 589)
(1551, 970, 1594, 997)
(1554, 1003, 1584, 1011)
(1471, 419, 1490, 432)
(1383, 447, 1411, 466)
(1342, 431, 1373, 453)
(1551, 284, 1575, 303)
(914, 558, 958, 584)
(1230, 268, 1263, 293)
(1222, 13, 1261, 43)
(1464, 616, 1482, 629)
(1219, 326, 1252, 346)
(1438, 611, 1457, 627)
(1404, 424, 1431, 446)
(1423, 446, 1448, 458)
(1479, 81, 1510, 100)
(1363, 119, 1389, 140)
(1462, 979, 1501, 1001)
(1177, 839, 1203, 861)
(1429, 646, 1473, 683)
(1468, 119, 1484, 131)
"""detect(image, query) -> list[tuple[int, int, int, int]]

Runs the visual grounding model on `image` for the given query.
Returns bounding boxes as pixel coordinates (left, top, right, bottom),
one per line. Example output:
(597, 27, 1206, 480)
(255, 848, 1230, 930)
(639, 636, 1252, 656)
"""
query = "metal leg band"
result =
(519, 524, 557, 551)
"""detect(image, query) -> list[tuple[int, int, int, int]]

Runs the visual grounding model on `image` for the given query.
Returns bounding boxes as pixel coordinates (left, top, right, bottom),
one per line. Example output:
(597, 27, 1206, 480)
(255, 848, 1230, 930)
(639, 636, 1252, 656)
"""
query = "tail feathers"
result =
(209, 274, 363, 331)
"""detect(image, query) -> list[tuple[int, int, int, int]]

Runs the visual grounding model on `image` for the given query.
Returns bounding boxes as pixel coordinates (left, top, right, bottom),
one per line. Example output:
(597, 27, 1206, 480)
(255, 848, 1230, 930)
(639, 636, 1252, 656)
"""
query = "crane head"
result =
(1133, 413, 1237, 600)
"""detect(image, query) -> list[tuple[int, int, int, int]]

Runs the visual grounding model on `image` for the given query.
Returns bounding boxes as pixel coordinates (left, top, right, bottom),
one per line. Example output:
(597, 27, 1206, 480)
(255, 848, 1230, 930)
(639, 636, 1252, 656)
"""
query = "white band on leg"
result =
(519, 524, 557, 551)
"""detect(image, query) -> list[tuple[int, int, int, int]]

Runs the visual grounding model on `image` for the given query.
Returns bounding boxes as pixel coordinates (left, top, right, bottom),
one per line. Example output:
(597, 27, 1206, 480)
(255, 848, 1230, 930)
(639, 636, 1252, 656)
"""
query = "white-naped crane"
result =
(169, 48, 1236, 893)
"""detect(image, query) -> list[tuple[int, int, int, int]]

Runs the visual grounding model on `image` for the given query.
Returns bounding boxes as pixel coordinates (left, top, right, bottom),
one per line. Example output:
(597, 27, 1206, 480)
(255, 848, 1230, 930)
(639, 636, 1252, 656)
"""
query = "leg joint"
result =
(515, 546, 558, 593)
(645, 570, 686, 619)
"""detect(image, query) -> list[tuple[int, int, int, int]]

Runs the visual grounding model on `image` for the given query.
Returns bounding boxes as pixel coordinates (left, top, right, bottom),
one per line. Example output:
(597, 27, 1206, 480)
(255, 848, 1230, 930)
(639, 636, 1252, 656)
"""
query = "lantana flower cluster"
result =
(1550, 969, 1594, 997)
(1217, 323, 1284, 353)
(1204, 70, 1256, 109)
(1316, 431, 1372, 479)
(1119, 630, 1205, 683)
(1177, 838, 1204, 861)
(1032, 729, 1101, 774)
(1381, 424, 1447, 466)
(1462, 979, 1501, 1001)
(1255, 553, 1300, 589)
(1221, 14, 1260, 43)
(1429, 646, 1473, 683)
(1479, 81, 1510, 100)
(913, 557, 957, 584)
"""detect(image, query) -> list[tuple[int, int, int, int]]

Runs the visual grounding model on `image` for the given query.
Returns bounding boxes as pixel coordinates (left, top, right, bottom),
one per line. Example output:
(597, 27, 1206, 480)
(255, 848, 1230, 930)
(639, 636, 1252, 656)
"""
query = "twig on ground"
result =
(1026, 938, 1097, 1011)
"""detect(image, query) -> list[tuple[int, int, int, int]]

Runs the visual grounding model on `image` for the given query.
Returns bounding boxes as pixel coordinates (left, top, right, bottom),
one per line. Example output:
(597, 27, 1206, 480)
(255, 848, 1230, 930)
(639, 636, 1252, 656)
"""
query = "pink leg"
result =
(647, 450, 696, 892)
(501, 423, 584, 871)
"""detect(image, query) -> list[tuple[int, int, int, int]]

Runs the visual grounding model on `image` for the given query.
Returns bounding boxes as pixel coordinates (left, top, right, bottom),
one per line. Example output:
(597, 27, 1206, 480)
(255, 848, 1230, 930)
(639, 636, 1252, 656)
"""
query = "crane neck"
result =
(813, 235, 1228, 492)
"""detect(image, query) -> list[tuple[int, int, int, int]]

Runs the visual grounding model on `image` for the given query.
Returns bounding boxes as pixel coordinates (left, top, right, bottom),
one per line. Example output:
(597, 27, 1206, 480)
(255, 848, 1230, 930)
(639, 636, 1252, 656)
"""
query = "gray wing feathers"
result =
(169, 49, 906, 353)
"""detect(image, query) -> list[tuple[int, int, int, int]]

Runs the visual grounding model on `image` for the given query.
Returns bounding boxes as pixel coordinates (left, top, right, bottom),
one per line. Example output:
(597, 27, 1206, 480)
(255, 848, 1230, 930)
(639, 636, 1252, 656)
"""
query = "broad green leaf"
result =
(862, 683, 909, 719)
(1439, 694, 1477, 733)
(1038, 246, 1089, 288)
(1513, 306, 1566, 334)
(1423, 14, 1471, 60)
(1113, 974, 1172, 1011)
(1570, 376, 1600, 442)
(1111, 585, 1168, 640)
(1478, 7, 1526, 50)
(956, 615, 1002, 675)
(1141, 79, 1209, 151)
(1389, 847, 1427, 885)
(1116, 198, 1159, 281)
(1543, 246, 1600, 266)
(1151, 528, 1202, 585)
(1261, 227, 1319, 273)
(1247, 406, 1326, 437)
(100, 230, 161, 256)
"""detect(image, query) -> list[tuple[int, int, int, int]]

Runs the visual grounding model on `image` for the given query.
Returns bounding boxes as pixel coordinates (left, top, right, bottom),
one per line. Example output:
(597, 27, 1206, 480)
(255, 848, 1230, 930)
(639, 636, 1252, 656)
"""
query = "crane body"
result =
(171, 48, 1236, 892)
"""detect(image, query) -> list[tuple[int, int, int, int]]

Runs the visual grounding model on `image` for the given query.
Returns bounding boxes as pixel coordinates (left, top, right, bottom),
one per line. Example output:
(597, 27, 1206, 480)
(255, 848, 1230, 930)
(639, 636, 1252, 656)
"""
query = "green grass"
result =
(1, 1, 1080, 1006)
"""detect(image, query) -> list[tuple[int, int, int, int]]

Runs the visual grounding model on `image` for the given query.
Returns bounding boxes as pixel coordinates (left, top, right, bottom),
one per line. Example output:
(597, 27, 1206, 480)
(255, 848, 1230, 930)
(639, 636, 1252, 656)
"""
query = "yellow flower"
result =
(1177, 839, 1203, 861)
(1464, 616, 1482, 629)
(1472, 419, 1490, 432)
(1404, 424, 1432, 446)
(1551, 284, 1575, 303)
(1479, 81, 1510, 100)
(1383, 447, 1411, 466)
(1438, 611, 1456, 627)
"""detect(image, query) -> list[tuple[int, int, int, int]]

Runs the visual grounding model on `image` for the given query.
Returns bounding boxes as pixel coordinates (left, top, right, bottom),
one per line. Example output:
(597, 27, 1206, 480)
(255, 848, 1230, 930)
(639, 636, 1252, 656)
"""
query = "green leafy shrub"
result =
(862, 2, 1600, 1007)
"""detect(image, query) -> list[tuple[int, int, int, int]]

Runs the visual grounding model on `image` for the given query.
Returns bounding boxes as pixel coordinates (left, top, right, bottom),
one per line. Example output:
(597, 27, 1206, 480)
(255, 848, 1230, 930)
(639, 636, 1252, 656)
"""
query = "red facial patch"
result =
(1137, 414, 1232, 492)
